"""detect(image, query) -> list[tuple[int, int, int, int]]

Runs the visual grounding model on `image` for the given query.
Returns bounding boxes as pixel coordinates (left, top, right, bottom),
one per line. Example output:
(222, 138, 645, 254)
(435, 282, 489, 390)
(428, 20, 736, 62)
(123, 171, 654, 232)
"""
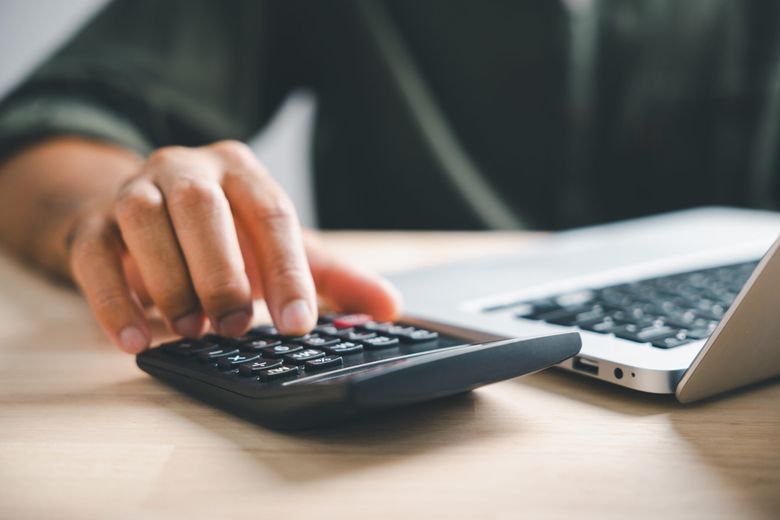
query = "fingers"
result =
(149, 147, 253, 337)
(69, 215, 151, 353)
(114, 178, 204, 337)
(89, 140, 395, 354)
(235, 216, 265, 300)
(216, 141, 317, 335)
(304, 231, 403, 321)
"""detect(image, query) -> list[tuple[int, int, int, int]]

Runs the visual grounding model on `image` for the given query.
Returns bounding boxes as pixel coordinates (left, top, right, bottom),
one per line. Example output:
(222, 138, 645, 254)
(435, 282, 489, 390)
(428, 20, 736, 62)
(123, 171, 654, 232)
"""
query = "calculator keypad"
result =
(237, 359, 283, 376)
(158, 315, 454, 386)
(217, 353, 259, 369)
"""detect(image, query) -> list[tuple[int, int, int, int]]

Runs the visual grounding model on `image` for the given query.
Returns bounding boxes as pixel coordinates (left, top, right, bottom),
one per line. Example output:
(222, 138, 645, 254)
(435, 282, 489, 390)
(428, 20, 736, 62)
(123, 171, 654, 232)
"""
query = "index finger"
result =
(212, 142, 317, 335)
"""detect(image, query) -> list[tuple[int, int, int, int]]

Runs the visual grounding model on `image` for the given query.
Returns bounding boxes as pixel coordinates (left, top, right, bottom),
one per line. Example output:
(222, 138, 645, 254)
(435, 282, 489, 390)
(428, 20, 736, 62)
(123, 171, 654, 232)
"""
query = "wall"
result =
(0, 0, 318, 226)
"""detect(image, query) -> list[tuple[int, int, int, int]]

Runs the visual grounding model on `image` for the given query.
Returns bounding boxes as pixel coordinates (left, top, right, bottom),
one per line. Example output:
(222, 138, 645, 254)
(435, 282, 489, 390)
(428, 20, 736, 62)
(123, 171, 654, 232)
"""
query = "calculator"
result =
(136, 314, 581, 429)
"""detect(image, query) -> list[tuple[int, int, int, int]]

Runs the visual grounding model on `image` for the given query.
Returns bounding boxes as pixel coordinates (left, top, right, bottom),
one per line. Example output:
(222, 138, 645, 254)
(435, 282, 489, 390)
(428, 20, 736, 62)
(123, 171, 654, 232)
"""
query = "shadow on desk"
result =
(669, 384, 780, 517)
(518, 368, 780, 517)
(517, 368, 676, 417)
(40, 375, 526, 483)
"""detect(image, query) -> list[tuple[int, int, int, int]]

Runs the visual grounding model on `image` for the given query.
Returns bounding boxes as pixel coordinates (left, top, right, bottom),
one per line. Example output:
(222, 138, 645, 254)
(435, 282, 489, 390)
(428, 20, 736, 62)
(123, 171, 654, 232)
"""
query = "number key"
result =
(284, 349, 325, 365)
(305, 356, 343, 372)
(261, 344, 303, 358)
(217, 353, 260, 369)
(257, 365, 300, 382)
(237, 359, 283, 376)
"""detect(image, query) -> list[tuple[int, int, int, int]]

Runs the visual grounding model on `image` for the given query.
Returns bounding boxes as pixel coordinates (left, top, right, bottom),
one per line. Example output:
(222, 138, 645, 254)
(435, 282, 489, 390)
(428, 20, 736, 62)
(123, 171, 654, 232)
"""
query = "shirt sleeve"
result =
(0, 0, 300, 161)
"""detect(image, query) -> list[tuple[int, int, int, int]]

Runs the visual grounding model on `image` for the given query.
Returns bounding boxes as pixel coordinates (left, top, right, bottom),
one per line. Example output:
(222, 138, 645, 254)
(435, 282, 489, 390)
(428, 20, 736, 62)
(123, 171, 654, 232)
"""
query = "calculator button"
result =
(313, 324, 339, 336)
(305, 356, 343, 372)
(284, 349, 326, 365)
(217, 353, 260, 369)
(239, 338, 282, 351)
(333, 328, 377, 341)
(384, 326, 416, 336)
(261, 344, 303, 358)
(248, 325, 279, 338)
(257, 365, 300, 382)
(237, 359, 283, 376)
(362, 336, 400, 349)
(195, 347, 239, 362)
(323, 341, 364, 355)
(396, 329, 439, 342)
(301, 336, 340, 348)
(651, 336, 693, 349)
(333, 313, 373, 328)
(160, 339, 214, 356)
(361, 321, 396, 334)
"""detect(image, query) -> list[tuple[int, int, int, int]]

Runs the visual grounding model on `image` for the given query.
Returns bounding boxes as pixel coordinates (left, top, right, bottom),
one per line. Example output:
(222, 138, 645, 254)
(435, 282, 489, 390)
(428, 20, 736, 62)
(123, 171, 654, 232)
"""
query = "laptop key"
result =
(513, 298, 563, 319)
(681, 327, 714, 340)
(580, 317, 623, 334)
(537, 305, 596, 325)
(572, 308, 608, 325)
(651, 336, 693, 349)
(612, 324, 676, 343)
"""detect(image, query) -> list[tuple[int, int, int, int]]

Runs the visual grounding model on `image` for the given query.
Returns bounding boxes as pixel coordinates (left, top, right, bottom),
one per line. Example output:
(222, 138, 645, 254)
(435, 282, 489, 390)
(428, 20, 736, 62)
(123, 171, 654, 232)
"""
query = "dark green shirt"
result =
(1, 0, 779, 230)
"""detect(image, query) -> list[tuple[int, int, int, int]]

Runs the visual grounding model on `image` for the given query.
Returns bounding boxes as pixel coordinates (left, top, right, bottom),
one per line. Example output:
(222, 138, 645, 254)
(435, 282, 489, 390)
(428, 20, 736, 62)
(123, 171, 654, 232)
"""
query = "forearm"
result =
(0, 137, 143, 280)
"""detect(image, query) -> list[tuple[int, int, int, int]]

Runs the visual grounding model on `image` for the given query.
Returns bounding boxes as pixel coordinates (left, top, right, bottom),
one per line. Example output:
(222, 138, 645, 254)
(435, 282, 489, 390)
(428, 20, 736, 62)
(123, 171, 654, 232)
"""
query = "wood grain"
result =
(0, 232, 778, 520)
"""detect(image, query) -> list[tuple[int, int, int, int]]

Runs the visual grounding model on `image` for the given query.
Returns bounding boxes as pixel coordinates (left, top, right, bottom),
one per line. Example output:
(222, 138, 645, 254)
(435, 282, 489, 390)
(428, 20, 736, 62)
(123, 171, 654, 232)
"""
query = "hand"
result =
(66, 140, 401, 353)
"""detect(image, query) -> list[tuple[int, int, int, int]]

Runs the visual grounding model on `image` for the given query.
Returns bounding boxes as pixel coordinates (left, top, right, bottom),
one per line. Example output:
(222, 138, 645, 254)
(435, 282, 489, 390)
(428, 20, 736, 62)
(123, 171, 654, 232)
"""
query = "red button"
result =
(332, 313, 373, 328)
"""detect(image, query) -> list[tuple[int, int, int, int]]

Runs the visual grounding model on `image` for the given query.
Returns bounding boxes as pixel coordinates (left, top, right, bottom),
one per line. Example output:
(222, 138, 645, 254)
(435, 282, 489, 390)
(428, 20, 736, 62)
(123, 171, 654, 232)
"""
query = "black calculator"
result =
(136, 314, 581, 429)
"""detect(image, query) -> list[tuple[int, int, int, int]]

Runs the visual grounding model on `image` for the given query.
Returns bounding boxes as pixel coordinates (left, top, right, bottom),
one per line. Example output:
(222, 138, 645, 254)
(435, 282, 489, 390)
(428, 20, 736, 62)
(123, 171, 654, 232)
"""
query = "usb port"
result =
(572, 356, 599, 376)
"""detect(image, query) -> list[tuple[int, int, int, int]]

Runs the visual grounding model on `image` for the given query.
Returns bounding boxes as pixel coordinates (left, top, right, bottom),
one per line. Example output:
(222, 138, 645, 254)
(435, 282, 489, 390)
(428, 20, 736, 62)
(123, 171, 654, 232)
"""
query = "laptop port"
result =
(572, 356, 599, 376)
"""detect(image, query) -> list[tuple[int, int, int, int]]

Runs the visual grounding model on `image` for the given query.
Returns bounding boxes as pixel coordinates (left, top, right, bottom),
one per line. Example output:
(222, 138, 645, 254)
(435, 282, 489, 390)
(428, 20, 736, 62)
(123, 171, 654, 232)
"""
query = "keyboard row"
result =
(489, 261, 758, 349)
(159, 314, 441, 383)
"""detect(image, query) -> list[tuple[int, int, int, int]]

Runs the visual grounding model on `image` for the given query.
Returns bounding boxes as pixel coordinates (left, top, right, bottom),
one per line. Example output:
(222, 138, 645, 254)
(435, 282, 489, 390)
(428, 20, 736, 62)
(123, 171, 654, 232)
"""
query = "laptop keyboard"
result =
(490, 260, 759, 349)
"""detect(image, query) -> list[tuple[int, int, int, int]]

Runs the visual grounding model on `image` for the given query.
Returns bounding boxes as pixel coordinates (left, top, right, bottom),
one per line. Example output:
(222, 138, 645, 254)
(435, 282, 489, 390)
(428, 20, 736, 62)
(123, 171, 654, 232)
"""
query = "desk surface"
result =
(1, 232, 778, 520)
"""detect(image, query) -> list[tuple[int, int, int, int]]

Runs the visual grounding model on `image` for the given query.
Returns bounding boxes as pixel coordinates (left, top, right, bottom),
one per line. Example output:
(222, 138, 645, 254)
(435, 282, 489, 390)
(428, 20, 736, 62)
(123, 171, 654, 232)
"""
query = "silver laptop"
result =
(389, 207, 780, 402)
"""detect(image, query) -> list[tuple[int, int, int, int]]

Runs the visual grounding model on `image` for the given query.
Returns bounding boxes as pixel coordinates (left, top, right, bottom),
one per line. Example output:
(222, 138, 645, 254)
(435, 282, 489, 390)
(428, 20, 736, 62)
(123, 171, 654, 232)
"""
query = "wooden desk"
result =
(1, 232, 778, 520)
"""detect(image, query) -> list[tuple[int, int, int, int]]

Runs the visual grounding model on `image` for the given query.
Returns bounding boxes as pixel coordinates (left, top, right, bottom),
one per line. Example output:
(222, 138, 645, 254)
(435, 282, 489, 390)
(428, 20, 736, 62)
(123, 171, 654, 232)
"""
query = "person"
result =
(0, 0, 778, 354)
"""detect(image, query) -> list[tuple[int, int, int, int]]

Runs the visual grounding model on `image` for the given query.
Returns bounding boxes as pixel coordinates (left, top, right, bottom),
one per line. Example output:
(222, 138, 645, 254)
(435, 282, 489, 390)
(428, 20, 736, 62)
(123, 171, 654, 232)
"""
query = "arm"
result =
(0, 137, 401, 353)
(0, 1, 400, 352)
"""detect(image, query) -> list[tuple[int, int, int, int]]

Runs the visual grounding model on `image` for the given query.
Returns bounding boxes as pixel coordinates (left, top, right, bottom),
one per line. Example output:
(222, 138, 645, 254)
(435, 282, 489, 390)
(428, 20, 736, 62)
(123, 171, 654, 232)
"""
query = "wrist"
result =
(0, 137, 143, 281)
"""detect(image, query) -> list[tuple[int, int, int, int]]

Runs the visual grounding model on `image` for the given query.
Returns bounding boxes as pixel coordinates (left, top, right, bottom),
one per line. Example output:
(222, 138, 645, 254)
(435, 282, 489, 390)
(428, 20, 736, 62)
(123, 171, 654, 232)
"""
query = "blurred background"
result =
(0, 0, 318, 226)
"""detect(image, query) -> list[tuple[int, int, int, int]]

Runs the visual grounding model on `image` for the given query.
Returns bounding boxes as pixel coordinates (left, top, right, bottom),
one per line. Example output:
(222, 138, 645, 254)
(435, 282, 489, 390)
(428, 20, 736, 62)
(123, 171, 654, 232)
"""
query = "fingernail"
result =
(118, 326, 148, 354)
(174, 312, 202, 337)
(218, 309, 251, 337)
(281, 299, 313, 334)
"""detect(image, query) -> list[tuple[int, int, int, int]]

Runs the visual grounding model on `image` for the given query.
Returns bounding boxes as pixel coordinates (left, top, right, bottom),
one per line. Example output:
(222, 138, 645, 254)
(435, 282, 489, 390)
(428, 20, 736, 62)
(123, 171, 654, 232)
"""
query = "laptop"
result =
(389, 206, 780, 402)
